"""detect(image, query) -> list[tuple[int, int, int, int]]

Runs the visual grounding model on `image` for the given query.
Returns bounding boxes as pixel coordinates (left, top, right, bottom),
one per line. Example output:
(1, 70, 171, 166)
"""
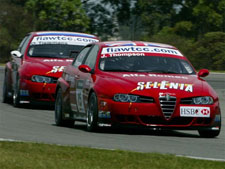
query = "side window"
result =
(84, 45, 99, 69)
(18, 37, 28, 51)
(18, 34, 32, 55)
(73, 46, 91, 68)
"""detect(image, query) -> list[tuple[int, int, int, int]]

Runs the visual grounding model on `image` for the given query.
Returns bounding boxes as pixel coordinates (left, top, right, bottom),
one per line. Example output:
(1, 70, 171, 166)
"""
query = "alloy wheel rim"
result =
(87, 101, 94, 126)
(13, 91, 17, 105)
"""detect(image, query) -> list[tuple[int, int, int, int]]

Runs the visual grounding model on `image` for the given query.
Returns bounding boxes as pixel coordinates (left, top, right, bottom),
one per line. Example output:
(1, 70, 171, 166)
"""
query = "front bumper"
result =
(97, 98, 221, 129)
(19, 79, 56, 103)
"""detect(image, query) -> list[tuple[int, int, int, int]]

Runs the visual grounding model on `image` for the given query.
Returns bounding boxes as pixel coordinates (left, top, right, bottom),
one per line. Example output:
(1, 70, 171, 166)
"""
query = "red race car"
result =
(55, 41, 221, 137)
(2, 31, 99, 107)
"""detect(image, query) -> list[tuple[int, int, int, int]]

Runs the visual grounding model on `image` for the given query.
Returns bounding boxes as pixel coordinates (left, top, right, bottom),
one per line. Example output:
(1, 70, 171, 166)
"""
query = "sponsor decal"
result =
(98, 111, 111, 119)
(43, 59, 73, 62)
(105, 42, 136, 47)
(143, 42, 174, 48)
(101, 46, 183, 57)
(123, 73, 188, 79)
(76, 80, 85, 113)
(20, 90, 29, 96)
(214, 115, 221, 122)
(30, 35, 99, 46)
(46, 66, 65, 74)
(37, 32, 97, 38)
(137, 81, 193, 92)
(101, 52, 145, 58)
(180, 106, 210, 117)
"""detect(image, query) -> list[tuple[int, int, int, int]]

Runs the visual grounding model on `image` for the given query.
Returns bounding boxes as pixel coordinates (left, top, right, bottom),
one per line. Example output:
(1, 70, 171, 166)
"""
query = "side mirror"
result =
(198, 69, 209, 77)
(78, 64, 92, 73)
(11, 50, 22, 58)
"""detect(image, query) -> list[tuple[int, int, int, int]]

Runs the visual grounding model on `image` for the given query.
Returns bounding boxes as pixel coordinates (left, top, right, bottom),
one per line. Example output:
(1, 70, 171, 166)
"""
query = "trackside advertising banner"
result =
(30, 36, 99, 46)
(101, 46, 183, 57)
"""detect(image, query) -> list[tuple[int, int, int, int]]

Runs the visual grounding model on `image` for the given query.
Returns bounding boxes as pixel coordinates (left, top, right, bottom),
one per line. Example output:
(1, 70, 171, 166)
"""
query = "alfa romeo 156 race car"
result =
(55, 41, 221, 137)
(2, 31, 99, 107)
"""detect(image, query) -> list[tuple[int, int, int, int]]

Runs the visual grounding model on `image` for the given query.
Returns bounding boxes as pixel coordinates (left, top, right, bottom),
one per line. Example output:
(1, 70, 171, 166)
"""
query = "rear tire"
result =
(86, 92, 98, 132)
(55, 88, 74, 127)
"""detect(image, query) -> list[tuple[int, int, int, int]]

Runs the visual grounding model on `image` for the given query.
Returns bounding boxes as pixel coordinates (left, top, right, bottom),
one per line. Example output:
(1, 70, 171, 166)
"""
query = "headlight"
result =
(31, 75, 53, 83)
(113, 94, 139, 102)
(192, 97, 213, 105)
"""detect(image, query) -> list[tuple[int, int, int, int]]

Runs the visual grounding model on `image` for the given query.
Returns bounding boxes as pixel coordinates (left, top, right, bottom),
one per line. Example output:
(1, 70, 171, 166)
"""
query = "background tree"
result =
(1, 0, 225, 71)
(25, 0, 90, 32)
(0, 0, 33, 62)
(189, 32, 225, 70)
(83, 0, 118, 40)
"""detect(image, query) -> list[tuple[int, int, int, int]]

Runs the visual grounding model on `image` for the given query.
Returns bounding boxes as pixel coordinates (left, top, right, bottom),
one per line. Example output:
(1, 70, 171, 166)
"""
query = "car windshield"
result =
(99, 55, 195, 74)
(27, 44, 83, 58)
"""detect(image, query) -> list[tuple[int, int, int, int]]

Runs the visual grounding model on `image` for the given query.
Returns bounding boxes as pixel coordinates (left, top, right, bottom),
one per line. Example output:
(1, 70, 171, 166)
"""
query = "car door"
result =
(75, 45, 99, 116)
(66, 46, 92, 116)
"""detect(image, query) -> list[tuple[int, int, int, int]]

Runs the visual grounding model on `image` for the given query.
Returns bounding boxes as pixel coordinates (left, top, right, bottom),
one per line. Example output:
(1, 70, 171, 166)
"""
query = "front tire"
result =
(55, 88, 74, 127)
(198, 129, 220, 138)
(2, 71, 10, 103)
(198, 118, 221, 138)
(86, 92, 98, 132)
(13, 78, 21, 107)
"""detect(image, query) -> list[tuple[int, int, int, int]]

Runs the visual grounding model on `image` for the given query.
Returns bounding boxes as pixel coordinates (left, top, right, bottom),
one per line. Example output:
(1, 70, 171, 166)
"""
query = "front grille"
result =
(180, 98, 192, 104)
(159, 95, 176, 119)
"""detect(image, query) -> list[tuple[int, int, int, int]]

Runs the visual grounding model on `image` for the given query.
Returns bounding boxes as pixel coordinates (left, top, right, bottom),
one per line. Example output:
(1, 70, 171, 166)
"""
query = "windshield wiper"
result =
(136, 70, 180, 74)
(32, 55, 69, 59)
(104, 69, 137, 72)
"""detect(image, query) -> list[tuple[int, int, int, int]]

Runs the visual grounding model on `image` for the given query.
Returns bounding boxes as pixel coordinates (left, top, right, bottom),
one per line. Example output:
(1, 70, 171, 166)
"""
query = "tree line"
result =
(0, 0, 225, 70)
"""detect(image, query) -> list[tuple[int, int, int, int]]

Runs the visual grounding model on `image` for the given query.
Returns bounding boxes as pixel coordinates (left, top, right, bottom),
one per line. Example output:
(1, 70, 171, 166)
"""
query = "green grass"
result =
(0, 141, 224, 169)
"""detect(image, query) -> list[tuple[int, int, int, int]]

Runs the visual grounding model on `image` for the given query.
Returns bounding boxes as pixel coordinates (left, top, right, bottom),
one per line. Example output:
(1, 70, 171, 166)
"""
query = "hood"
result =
(96, 72, 215, 99)
(21, 57, 73, 78)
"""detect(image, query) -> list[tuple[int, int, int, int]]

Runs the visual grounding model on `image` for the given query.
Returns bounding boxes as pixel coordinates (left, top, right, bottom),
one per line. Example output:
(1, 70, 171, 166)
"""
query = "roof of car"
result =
(96, 41, 177, 49)
(30, 31, 99, 39)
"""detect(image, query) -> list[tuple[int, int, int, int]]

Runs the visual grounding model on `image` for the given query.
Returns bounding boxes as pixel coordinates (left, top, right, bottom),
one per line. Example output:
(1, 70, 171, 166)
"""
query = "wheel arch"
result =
(88, 88, 97, 104)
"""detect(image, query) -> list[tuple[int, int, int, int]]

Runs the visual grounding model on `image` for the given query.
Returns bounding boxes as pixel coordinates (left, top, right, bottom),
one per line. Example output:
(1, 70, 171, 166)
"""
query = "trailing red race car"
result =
(55, 41, 221, 137)
(2, 31, 99, 107)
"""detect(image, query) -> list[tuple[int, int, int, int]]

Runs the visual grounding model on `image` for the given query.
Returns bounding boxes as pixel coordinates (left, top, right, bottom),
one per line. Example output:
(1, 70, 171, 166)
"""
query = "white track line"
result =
(0, 138, 19, 142)
(176, 155, 225, 162)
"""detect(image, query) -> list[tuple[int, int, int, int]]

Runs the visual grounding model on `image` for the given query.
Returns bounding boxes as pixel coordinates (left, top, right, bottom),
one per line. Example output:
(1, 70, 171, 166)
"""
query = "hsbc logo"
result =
(180, 106, 210, 117)
(201, 109, 210, 115)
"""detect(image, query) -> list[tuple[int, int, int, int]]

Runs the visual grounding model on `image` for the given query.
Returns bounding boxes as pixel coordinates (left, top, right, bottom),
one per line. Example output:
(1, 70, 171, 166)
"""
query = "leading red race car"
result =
(55, 41, 221, 137)
(2, 31, 99, 107)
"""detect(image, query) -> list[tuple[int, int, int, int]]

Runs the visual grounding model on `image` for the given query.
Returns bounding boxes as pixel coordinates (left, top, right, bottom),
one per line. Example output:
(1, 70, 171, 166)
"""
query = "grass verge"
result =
(0, 141, 224, 169)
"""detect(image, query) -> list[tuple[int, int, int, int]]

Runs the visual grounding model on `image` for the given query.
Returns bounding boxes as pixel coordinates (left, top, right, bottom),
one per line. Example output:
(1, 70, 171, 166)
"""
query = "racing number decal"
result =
(76, 80, 85, 113)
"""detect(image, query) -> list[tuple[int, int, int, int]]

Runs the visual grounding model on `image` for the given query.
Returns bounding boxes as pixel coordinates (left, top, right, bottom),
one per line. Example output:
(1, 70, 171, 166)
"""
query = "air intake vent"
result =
(138, 96, 154, 103)
(180, 98, 192, 104)
(159, 95, 176, 119)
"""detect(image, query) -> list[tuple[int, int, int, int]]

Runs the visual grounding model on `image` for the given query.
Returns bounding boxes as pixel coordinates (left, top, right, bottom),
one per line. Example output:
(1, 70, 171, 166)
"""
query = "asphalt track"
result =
(0, 66, 224, 161)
